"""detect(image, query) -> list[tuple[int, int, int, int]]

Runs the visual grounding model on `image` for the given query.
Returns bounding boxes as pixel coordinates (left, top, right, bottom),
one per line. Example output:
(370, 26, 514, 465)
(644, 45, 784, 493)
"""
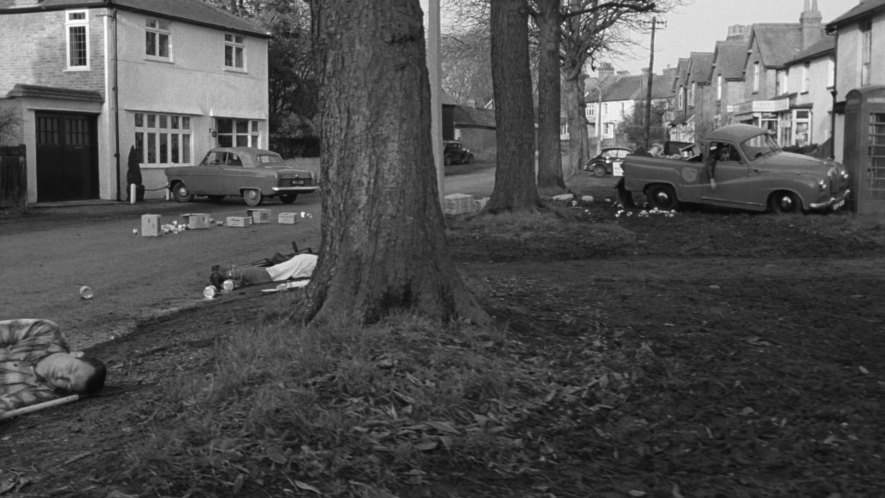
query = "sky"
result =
(610, 0, 852, 76)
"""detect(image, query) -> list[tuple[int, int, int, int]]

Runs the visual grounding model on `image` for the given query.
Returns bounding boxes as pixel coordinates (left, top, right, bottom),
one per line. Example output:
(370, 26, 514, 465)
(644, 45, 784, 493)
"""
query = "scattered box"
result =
(141, 214, 161, 237)
(226, 216, 252, 227)
(444, 193, 476, 215)
(278, 212, 298, 224)
(179, 213, 210, 229)
(247, 208, 271, 224)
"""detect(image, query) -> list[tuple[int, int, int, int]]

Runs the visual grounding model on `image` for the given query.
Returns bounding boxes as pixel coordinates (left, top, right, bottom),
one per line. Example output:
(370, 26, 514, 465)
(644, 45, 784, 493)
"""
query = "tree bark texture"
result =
(306, 0, 488, 326)
(487, 0, 542, 213)
(534, 0, 567, 195)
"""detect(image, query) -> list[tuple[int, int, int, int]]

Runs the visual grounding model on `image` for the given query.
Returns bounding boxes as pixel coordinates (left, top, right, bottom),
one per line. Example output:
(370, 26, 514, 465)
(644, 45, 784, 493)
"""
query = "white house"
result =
(0, 0, 270, 203)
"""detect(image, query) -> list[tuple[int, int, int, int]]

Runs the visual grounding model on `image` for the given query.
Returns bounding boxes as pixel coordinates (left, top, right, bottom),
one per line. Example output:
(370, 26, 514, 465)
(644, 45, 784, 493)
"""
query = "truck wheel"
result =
(647, 184, 678, 210)
(593, 164, 607, 177)
(171, 182, 194, 202)
(769, 191, 801, 214)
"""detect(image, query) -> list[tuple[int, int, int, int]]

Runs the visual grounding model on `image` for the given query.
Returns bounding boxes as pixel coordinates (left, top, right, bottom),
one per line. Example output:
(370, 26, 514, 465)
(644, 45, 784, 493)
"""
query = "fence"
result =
(0, 145, 26, 211)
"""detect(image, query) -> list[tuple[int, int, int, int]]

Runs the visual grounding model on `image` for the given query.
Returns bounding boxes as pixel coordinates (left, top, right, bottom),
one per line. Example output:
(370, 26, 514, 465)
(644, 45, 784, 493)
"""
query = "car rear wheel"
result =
(593, 164, 607, 177)
(646, 184, 678, 210)
(279, 193, 297, 204)
(171, 182, 194, 203)
(769, 191, 801, 214)
(243, 189, 263, 207)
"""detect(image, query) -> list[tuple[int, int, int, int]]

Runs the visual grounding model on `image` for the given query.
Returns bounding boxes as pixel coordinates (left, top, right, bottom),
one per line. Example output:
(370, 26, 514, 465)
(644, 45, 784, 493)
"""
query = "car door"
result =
(703, 143, 749, 207)
(221, 152, 252, 196)
(186, 151, 227, 196)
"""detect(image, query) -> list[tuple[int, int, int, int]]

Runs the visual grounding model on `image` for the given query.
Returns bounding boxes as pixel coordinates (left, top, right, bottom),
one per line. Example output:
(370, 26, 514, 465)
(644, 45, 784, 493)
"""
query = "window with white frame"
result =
(224, 33, 245, 70)
(778, 70, 788, 94)
(215, 118, 260, 147)
(689, 82, 696, 106)
(801, 64, 809, 93)
(717, 75, 722, 101)
(145, 18, 171, 60)
(861, 21, 872, 86)
(134, 112, 192, 166)
(827, 57, 835, 88)
(65, 10, 89, 70)
(753, 62, 760, 92)
(677, 86, 684, 109)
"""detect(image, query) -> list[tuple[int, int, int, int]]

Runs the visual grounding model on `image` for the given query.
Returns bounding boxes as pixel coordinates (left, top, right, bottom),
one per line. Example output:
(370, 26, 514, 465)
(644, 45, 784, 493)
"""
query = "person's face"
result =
(39, 354, 96, 392)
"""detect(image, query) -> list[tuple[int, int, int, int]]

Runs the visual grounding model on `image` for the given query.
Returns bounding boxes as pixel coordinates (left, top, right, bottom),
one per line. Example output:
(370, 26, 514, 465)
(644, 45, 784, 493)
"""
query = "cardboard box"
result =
(141, 214, 161, 237)
(225, 216, 252, 227)
(179, 213, 210, 229)
(443, 193, 476, 215)
(278, 212, 298, 225)
(247, 208, 271, 224)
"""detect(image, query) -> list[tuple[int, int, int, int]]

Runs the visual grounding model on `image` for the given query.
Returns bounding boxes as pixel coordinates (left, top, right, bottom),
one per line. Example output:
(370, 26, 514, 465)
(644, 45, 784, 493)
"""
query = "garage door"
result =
(36, 112, 98, 202)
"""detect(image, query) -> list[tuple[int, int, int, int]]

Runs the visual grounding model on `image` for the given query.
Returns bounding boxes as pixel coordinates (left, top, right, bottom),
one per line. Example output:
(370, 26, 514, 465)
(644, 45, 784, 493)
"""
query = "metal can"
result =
(80, 286, 94, 299)
(203, 285, 217, 299)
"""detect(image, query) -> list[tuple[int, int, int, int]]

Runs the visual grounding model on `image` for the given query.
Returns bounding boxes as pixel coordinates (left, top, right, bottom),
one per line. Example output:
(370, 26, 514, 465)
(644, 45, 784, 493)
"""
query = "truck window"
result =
(741, 134, 781, 161)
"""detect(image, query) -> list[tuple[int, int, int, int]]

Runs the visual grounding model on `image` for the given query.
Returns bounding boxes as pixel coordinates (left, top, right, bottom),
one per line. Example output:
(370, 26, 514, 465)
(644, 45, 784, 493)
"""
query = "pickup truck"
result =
(619, 124, 850, 214)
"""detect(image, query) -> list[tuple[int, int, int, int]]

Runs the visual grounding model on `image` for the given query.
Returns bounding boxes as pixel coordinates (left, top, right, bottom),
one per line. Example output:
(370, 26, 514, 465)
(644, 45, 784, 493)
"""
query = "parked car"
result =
(444, 141, 474, 166)
(165, 147, 318, 207)
(583, 147, 632, 177)
(619, 124, 850, 214)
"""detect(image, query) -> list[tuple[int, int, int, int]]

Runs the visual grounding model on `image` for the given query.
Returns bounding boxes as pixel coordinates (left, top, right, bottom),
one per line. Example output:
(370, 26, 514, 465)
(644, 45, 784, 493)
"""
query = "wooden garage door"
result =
(36, 112, 98, 202)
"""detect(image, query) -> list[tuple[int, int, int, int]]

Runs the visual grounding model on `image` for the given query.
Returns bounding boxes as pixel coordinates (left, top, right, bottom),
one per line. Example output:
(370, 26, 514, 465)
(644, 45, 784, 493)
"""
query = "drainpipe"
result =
(829, 32, 838, 160)
(106, 1, 121, 200)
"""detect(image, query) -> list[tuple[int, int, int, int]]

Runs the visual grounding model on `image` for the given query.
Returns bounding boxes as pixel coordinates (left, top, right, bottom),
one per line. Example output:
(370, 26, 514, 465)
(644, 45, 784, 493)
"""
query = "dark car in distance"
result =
(583, 147, 632, 177)
(444, 141, 474, 166)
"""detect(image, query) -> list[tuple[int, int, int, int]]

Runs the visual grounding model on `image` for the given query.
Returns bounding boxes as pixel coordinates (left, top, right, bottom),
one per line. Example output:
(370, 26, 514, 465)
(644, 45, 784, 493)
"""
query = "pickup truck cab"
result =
(620, 124, 850, 214)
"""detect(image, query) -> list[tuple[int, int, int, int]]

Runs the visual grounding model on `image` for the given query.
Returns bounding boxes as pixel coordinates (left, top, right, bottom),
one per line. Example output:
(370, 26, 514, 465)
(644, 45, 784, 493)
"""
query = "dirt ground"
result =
(2, 194, 885, 497)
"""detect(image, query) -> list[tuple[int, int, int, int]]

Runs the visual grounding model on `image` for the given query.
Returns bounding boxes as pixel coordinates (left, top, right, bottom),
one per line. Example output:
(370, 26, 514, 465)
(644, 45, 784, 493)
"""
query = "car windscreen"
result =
(257, 154, 283, 164)
(741, 134, 781, 161)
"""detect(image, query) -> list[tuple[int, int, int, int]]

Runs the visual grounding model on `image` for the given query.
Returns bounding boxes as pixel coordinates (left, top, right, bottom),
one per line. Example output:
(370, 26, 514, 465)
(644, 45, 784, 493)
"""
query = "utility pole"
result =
(644, 16, 658, 151)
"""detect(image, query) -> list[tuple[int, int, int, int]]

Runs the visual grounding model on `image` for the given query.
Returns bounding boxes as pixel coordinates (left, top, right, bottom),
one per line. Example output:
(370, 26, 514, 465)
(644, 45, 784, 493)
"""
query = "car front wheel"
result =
(769, 191, 801, 214)
(243, 189, 263, 207)
(646, 184, 678, 210)
(171, 182, 194, 202)
(279, 193, 297, 204)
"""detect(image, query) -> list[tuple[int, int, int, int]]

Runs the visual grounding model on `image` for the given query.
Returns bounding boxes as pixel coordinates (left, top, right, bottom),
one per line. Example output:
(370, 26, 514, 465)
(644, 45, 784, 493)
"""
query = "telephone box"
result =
(843, 86, 885, 214)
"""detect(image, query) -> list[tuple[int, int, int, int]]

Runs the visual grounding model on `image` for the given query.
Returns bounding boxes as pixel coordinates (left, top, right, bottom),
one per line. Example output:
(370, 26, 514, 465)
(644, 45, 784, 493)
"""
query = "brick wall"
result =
(0, 9, 106, 97)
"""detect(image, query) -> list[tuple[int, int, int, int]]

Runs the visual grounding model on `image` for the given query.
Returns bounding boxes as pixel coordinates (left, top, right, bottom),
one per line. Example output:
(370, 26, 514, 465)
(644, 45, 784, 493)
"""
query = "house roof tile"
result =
(687, 52, 714, 85)
(826, 0, 885, 31)
(712, 40, 748, 80)
(0, 0, 268, 37)
(786, 34, 835, 65)
(751, 24, 803, 68)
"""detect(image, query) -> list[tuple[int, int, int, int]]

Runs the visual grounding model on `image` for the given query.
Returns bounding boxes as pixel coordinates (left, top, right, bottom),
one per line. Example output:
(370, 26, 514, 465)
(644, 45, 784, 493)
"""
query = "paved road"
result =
(0, 162, 498, 350)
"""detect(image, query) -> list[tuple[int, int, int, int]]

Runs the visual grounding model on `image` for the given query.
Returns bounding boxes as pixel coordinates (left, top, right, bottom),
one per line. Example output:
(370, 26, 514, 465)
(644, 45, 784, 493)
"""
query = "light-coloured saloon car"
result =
(165, 147, 318, 206)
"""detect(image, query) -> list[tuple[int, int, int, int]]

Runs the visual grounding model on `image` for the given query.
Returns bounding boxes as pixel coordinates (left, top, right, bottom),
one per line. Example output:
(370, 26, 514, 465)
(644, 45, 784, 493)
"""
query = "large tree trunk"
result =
(534, 0, 567, 197)
(486, 0, 541, 213)
(305, 0, 488, 326)
(564, 67, 590, 178)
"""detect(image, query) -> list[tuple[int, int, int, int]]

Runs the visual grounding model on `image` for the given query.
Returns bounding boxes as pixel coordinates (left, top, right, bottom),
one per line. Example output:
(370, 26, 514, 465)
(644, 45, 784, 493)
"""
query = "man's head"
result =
(35, 353, 107, 394)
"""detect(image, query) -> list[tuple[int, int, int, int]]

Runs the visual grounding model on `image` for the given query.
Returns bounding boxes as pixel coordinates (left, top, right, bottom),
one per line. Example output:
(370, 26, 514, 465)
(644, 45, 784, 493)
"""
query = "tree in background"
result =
(441, 27, 493, 106)
(619, 98, 669, 150)
(304, 0, 488, 325)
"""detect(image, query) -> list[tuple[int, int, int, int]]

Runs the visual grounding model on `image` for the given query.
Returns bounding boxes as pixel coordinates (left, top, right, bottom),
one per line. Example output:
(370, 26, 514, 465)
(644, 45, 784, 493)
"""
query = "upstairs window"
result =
(717, 75, 723, 101)
(753, 62, 760, 92)
(861, 21, 872, 86)
(65, 10, 89, 70)
(145, 18, 171, 60)
(224, 34, 245, 70)
(801, 64, 809, 93)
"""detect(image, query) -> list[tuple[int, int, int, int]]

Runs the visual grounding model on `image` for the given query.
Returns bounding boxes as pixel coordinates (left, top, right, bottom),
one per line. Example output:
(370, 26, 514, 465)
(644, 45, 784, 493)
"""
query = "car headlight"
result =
(817, 179, 828, 191)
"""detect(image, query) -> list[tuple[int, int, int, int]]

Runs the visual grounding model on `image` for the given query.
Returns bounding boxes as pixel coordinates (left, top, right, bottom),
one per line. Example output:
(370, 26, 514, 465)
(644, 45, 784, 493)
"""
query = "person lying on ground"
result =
(210, 253, 318, 289)
(1, 319, 107, 415)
